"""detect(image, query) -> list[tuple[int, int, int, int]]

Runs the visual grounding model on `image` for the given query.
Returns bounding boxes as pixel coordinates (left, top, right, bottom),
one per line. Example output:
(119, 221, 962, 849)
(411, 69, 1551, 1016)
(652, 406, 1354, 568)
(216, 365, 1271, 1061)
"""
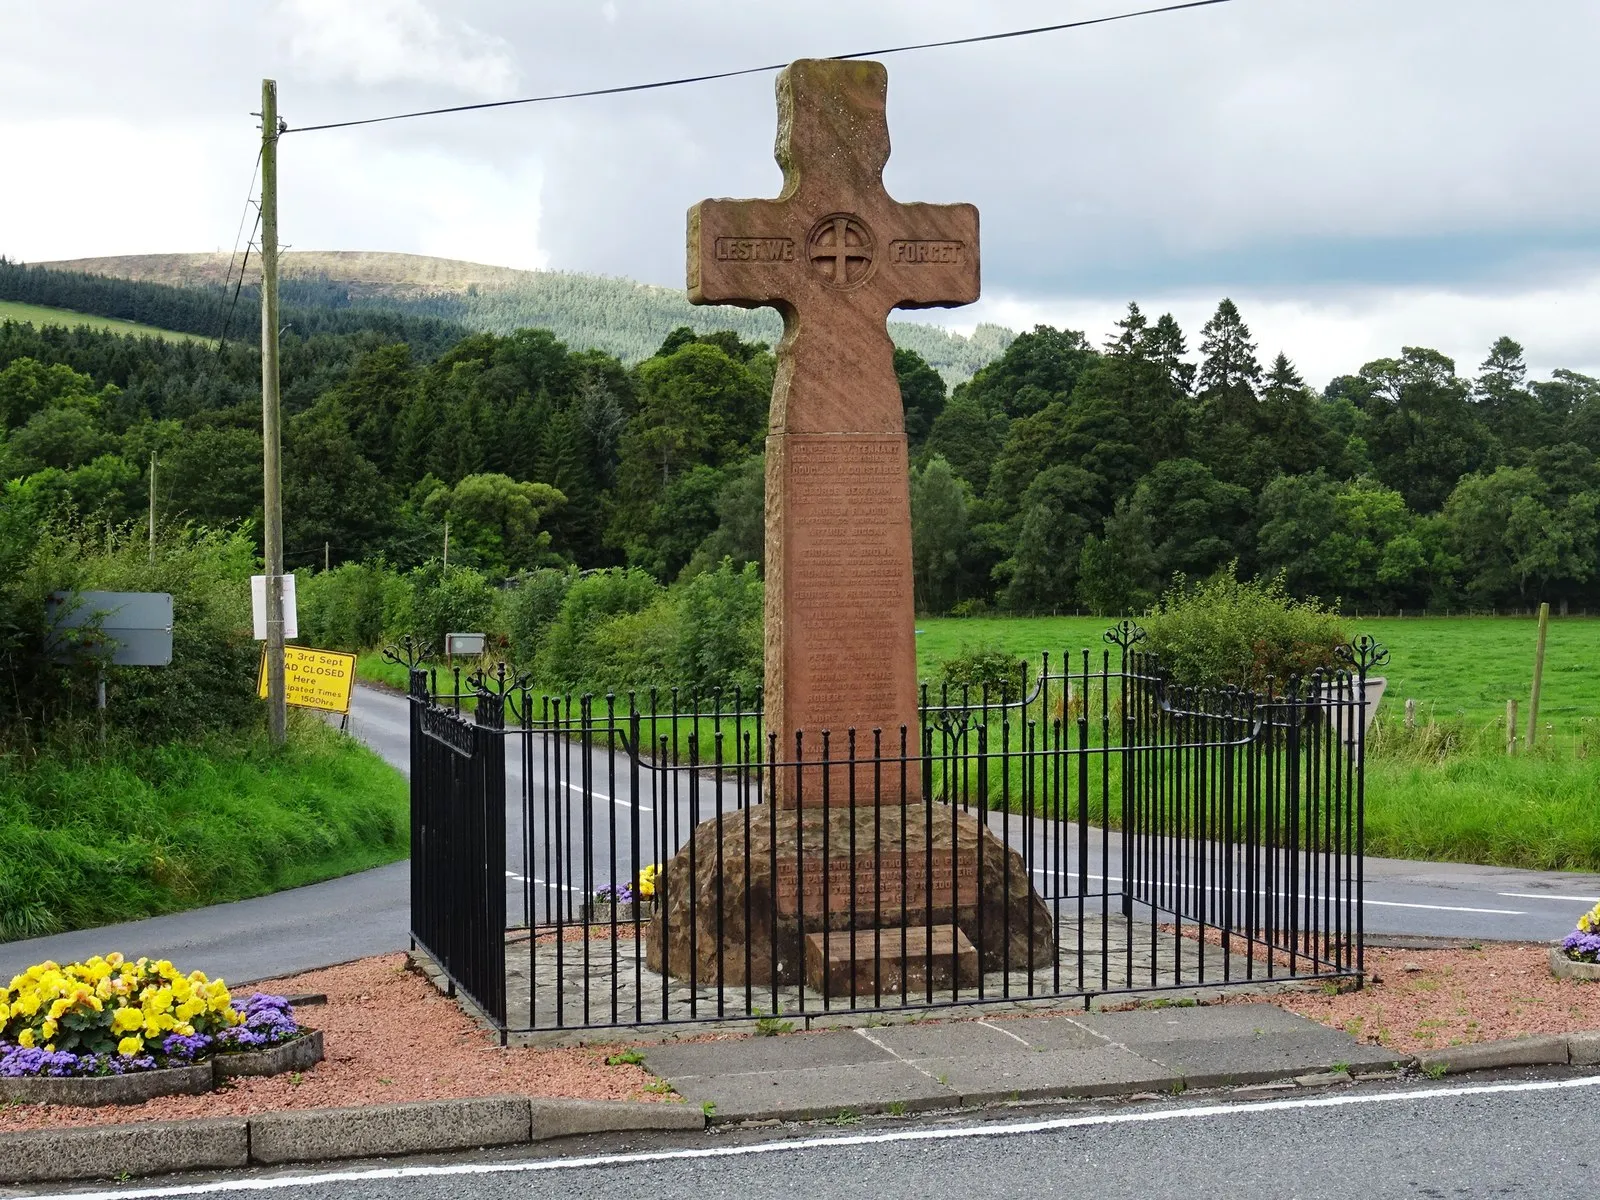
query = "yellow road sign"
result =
(257, 645, 358, 715)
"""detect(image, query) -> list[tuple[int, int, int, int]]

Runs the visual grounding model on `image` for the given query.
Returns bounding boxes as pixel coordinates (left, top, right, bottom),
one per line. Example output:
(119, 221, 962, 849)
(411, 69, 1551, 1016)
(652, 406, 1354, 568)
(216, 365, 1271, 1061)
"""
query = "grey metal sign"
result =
(47, 591, 174, 667)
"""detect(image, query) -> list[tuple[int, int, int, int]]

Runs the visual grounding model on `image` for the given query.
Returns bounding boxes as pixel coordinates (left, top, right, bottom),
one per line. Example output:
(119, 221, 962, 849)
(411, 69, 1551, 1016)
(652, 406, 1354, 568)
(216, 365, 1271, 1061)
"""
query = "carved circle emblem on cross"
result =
(807, 213, 876, 289)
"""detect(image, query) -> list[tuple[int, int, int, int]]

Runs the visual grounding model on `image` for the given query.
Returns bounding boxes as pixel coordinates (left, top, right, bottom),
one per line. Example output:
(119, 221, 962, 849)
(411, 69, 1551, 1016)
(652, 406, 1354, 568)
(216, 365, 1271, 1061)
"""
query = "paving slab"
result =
(910, 1045, 1180, 1104)
(862, 1020, 1035, 1061)
(668, 1060, 955, 1122)
(1123, 1033, 1403, 1088)
(1075, 1003, 1318, 1042)
(641, 1030, 889, 1079)
(1004, 1016, 1114, 1053)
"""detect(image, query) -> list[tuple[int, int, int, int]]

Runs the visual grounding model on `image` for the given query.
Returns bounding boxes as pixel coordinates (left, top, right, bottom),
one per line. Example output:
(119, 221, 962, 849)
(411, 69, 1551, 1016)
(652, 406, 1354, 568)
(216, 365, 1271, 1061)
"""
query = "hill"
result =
(0, 299, 212, 345)
(39, 251, 1014, 381)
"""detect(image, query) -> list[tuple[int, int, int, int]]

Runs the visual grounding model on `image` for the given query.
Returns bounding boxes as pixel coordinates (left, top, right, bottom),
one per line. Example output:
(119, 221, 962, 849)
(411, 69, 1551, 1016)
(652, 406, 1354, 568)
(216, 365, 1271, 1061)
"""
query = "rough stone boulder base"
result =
(646, 806, 1055, 989)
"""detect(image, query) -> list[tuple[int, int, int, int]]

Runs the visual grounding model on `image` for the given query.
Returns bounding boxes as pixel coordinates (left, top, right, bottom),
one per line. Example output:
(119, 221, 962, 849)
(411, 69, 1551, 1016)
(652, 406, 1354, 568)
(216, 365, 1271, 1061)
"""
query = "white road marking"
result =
(504, 870, 583, 894)
(556, 779, 653, 812)
(1497, 892, 1600, 903)
(1027, 869, 1525, 916)
(45, 1074, 1600, 1200)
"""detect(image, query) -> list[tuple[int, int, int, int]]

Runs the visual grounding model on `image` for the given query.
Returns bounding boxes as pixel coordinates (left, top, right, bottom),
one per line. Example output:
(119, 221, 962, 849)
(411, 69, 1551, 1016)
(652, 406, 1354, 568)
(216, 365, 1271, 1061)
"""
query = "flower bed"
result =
(1, 954, 309, 1097)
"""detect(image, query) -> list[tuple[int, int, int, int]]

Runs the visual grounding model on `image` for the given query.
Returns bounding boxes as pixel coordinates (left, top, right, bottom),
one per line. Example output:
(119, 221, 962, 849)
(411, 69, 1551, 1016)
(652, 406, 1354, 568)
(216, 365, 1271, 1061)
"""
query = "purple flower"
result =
(161, 1033, 214, 1061)
(1562, 931, 1600, 964)
(219, 993, 300, 1049)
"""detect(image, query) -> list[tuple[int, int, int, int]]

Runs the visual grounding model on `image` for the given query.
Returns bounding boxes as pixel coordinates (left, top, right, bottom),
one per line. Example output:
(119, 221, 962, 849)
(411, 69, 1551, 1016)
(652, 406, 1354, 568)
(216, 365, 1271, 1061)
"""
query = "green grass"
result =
(0, 717, 409, 942)
(917, 614, 1600, 734)
(0, 299, 214, 345)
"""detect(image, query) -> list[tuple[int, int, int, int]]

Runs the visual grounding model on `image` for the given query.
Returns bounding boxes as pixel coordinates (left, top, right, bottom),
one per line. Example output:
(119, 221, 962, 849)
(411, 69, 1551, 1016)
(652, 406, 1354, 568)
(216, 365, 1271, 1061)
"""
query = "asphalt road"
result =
(4, 684, 1598, 986)
(28, 1074, 1600, 1200)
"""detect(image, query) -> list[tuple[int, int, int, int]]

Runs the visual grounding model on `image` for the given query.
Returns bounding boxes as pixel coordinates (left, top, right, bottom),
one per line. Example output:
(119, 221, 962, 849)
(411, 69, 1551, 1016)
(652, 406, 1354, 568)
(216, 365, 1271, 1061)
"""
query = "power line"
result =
(215, 147, 264, 353)
(286, 0, 1233, 135)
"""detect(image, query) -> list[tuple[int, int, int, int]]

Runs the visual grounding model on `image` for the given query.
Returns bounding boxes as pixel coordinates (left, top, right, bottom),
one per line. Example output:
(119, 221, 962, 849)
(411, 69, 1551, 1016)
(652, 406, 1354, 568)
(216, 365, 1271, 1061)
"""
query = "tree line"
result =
(2, 290, 1597, 616)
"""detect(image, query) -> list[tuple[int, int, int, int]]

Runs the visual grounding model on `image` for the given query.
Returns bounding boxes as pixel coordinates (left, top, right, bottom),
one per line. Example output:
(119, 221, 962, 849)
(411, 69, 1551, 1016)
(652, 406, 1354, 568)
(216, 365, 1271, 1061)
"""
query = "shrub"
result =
(405, 563, 496, 655)
(675, 559, 763, 697)
(502, 566, 576, 666)
(0, 511, 259, 747)
(583, 599, 681, 693)
(535, 568, 664, 689)
(936, 643, 1025, 700)
(1141, 566, 1349, 691)
(297, 562, 390, 651)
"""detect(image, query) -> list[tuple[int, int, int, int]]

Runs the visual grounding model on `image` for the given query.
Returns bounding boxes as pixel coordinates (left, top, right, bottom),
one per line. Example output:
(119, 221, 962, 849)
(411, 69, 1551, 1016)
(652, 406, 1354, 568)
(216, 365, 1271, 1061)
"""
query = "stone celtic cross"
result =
(687, 58, 980, 803)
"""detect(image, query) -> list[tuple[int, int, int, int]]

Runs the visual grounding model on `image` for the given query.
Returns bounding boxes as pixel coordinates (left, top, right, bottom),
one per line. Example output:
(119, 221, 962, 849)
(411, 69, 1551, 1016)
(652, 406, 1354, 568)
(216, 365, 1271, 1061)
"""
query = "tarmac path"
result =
(4, 684, 1597, 985)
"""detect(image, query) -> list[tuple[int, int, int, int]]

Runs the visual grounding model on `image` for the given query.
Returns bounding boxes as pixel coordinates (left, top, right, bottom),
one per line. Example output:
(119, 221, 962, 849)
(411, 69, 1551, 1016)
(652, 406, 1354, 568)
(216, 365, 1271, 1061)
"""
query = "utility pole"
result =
(442, 520, 449, 571)
(148, 451, 157, 563)
(261, 79, 287, 747)
(324, 541, 330, 572)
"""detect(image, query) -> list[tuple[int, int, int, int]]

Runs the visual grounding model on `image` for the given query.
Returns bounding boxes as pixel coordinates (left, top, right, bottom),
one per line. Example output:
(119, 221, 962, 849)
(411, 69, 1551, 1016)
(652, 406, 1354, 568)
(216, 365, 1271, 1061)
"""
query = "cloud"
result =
(945, 272, 1600, 392)
(278, 0, 517, 98)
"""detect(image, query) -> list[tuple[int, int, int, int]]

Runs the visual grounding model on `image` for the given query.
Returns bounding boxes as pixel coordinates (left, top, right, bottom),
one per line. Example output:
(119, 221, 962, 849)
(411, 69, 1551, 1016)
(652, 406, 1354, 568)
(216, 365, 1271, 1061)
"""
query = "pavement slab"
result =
(665, 1060, 954, 1121)
(911, 1044, 1180, 1103)
(641, 1030, 888, 1078)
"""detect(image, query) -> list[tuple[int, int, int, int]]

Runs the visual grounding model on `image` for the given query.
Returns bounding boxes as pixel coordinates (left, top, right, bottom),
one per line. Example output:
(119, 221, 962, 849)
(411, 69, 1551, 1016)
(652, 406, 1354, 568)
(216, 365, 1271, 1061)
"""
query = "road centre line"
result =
(1497, 892, 1600, 903)
(1026, 868, 1525, 916)
(53, 1074, 1600, 1200)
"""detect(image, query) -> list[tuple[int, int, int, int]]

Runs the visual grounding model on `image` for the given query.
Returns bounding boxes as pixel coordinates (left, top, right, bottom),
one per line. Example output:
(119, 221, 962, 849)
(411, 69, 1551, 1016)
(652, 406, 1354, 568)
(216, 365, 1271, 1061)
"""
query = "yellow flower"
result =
(47, 998, 71, 1020)
(0, 1001, 9, 1023)
(16, 1029, 34, 1048)
(15, 991, 41, 1017)
(117, 1036, 144, 1057)
(112, 1007, 145, 1033)
(105, 952, 124, 968)
(40, 1018, 57, 1040)
(176, 998, 206, 1023)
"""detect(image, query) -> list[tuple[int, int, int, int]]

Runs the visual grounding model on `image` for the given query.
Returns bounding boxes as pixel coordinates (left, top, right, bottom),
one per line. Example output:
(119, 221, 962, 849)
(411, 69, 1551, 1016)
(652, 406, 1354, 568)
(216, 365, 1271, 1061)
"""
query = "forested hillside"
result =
(3, 284, 1596, 615)
(25, 253, 1014, 381)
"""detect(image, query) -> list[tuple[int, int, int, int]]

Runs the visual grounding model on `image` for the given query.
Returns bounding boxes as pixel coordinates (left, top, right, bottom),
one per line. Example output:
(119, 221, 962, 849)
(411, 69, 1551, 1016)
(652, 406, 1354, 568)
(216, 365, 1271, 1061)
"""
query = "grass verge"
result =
(0, 717, 409, 941)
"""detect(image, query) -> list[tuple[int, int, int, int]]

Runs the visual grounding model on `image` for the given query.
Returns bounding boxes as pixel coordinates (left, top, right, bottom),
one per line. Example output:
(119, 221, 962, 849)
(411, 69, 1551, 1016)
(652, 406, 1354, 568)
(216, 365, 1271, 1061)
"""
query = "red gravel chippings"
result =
(1242, 942, 1600, 1056)
(0, 954, 661, 1134)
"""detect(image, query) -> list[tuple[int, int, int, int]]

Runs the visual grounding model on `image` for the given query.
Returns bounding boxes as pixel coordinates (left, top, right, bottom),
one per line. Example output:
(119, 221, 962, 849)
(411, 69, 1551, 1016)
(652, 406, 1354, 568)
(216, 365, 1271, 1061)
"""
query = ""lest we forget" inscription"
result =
(774, 849, 979, 915)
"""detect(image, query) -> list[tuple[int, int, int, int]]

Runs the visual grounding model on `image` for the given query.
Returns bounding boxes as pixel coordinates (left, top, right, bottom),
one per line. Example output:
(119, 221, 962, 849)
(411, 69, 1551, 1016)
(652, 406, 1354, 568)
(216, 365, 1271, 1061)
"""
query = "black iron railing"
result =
(394, 627, 1383, 1036)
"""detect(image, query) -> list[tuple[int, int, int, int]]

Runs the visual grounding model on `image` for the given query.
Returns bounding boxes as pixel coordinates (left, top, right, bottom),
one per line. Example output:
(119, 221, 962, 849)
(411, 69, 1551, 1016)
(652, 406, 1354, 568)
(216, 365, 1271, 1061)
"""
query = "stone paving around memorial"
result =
(503, 911, 1314, 1038)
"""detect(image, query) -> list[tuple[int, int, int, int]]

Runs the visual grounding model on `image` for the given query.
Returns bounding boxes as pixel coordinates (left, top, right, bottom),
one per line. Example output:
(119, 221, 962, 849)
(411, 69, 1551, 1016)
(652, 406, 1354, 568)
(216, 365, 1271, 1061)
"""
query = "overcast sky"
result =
(3, 0, 1598, 386)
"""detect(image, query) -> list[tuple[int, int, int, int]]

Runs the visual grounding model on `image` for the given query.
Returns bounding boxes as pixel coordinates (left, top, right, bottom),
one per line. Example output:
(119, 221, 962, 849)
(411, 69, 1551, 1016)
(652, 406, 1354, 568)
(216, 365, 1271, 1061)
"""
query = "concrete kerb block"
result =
(531, 1098, 705, 1140)
(1566, 1030, 1600, 1066)
(1414, 1035, 1570, 1075)
(248, 1097, 532, 1165)
(0, 1119, 248, 1185)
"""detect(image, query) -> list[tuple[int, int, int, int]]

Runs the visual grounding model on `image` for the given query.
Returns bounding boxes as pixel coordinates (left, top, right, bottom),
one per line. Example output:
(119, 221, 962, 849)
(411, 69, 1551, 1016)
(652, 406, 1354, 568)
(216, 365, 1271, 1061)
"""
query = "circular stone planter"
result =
(1550, 946, 1600, 981)
(0, 1061, 212, 1108)
(212, 1029, 324, 1080)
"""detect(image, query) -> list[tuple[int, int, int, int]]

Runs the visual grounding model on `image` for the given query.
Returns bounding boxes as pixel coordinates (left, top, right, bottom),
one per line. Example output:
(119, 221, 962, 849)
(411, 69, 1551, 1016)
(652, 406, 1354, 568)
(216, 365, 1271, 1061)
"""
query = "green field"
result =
(915, 614, 1600, 736)
(0, 299, 212, 344)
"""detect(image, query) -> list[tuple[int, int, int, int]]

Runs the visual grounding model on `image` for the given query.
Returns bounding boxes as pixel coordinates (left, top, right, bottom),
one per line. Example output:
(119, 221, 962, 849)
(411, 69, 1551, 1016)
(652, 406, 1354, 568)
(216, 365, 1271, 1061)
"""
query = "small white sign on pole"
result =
(251, 574, 299, 641)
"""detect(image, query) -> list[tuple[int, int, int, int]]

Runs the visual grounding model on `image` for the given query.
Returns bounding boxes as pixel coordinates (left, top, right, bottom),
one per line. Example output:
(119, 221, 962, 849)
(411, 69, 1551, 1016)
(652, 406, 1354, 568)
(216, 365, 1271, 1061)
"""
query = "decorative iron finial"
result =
(467, 660, 532, 697)
(381, 635, 428, 670)
(1335, 634, 1390, 675)
(1104, 620, 1147, 651)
